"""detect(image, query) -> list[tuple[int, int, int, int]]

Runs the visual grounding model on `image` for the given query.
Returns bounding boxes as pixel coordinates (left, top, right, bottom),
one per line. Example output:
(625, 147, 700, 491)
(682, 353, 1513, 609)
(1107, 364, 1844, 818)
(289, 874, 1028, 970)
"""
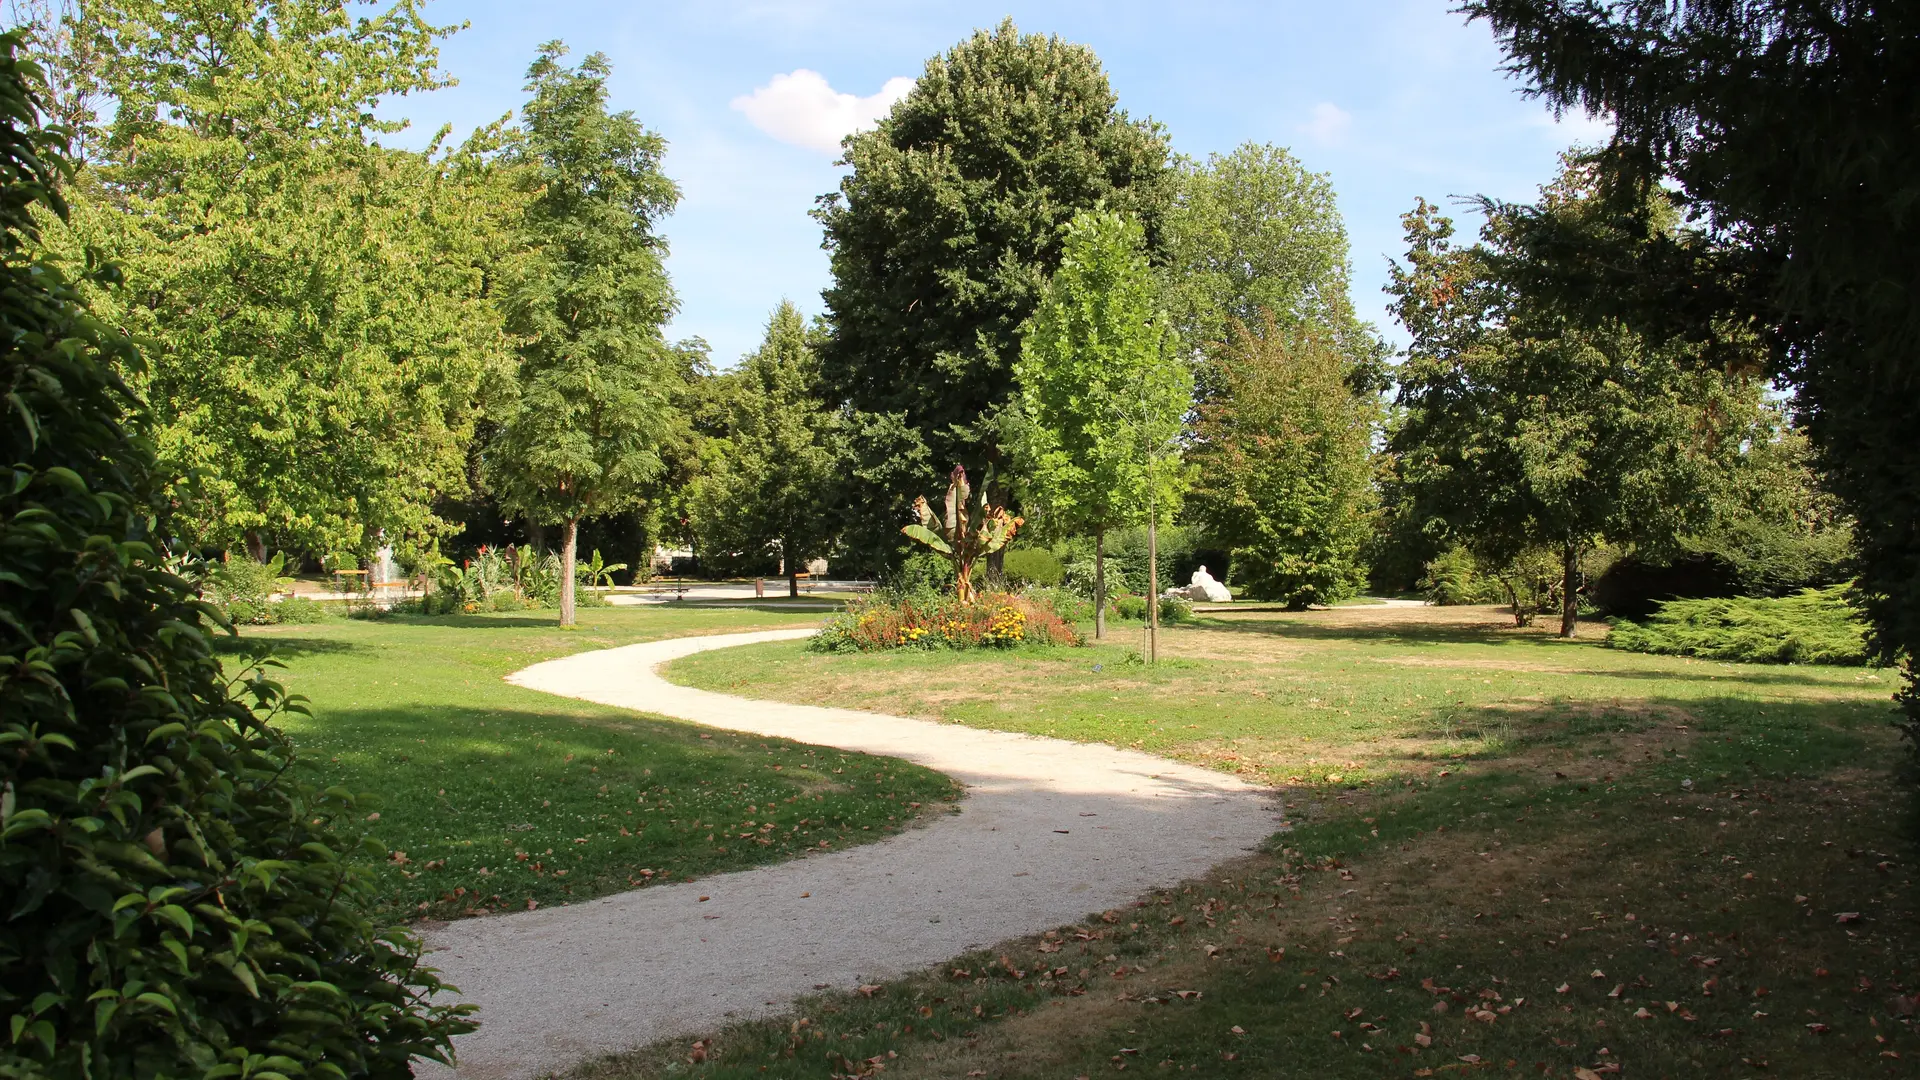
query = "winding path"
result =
(423, 629, 1283, 1079)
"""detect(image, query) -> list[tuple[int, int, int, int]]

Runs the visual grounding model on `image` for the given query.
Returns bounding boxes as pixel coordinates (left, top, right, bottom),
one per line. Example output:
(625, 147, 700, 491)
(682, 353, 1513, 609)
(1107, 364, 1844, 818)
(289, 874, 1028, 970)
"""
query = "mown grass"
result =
(667, 605, 1895, 788)
(237, 606, 960, 921)
(582, 604, 1920, 1079)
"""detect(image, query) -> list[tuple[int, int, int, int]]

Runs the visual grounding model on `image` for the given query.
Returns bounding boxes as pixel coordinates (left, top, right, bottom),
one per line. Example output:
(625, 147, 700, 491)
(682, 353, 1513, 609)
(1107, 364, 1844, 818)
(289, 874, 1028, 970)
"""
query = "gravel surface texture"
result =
(422, 629, 1282, 1079)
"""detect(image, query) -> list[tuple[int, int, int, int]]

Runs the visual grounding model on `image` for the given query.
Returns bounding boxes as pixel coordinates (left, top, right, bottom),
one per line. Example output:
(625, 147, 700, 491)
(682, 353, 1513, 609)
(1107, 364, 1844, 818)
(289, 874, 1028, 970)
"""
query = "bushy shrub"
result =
(1022, 586, 1092, 625)
(272, 595, 336, 623)
(0, 40, 471, 1075)
(1112, 593, 1149, 620)
(205, 551, 294, 625)
(1159, 595, 1197, 625)
(1418, 547, 1505, 606)
(811, 592, 1082, 652)
(1001, 547, 1064, 587)
(1605, 586, 1876, 666)
(488, 591, 529, 612)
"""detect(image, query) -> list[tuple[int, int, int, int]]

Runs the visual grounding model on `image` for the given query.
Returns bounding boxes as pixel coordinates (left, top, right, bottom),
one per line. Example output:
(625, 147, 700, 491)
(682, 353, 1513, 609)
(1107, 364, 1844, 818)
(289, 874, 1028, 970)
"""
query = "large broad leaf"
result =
(900, 524, 954, 555)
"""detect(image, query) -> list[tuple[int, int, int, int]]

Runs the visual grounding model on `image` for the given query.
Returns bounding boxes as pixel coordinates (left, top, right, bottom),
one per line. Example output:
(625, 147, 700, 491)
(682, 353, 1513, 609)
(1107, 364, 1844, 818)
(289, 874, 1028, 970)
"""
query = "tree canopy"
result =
(816, 18, 1173, 565)
(690, 302, 848, 592)
(1387, 165, 1749, 635)
(484, 41, 678, 625)
(1186, 316, 1378, 609)
(59, 0, 516, 564)
(1162, 142, 1385, 394)
(1013, 209, 1190, 635)
(1463, 0, 1920, 730)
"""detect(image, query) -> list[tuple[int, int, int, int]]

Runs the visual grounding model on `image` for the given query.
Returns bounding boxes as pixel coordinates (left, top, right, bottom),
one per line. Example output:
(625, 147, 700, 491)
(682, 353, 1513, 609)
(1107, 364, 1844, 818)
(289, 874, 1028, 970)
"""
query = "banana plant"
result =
(902, 464, 1023, 602)
(578, 548, 628, 589)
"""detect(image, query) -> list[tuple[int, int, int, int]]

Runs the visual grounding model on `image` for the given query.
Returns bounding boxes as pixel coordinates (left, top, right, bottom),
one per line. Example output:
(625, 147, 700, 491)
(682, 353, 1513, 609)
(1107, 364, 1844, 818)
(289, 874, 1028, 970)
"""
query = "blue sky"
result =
(387, 1, 1607, 365)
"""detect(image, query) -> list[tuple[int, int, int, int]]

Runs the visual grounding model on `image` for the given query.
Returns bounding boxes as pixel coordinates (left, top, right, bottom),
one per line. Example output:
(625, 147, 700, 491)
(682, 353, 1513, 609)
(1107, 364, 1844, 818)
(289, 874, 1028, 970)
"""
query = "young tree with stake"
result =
(1013, 210, 1190, 646)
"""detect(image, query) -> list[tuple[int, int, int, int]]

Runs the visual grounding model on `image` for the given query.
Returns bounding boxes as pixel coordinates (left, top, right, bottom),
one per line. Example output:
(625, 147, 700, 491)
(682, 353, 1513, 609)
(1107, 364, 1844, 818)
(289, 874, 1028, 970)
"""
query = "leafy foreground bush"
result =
(812, 592, 1082, 652)
(0, 37, 471, 1077)
(1111, 593, 1198, 625)
(1606, 586, 1876, 666)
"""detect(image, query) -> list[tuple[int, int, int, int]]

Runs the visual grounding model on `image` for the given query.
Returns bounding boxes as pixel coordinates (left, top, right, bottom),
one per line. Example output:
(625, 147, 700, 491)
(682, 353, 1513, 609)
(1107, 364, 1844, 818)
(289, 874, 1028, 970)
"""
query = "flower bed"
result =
(811, 591, 1083, 652)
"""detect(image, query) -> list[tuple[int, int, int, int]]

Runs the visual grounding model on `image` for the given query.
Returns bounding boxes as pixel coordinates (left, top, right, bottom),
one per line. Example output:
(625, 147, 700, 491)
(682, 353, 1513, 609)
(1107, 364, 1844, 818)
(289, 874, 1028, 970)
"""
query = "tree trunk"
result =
(1147, 516, 1159, 664)
(788, 539, 800, 598)
(560, 518, 579, 628)
(1094, 526, 1107, 641)
(244, 530, 267, 564)
(1560, 541, 1579, 638)
(526, 519, 547, 552)
(984, 472, 1009, 584)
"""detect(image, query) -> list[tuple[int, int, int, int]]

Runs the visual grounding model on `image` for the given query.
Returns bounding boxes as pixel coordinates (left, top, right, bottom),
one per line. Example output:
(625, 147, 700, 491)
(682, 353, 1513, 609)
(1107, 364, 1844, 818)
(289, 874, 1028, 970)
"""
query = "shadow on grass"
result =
(380, 615, 565, 629)
(1192, 614, 1542, 648)
(214, 634, 364, 659)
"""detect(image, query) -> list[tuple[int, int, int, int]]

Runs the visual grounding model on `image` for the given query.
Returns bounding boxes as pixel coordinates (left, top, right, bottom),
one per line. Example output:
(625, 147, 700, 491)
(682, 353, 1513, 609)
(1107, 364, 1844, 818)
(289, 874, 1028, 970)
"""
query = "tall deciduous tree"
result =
(1186, 316, 1378, 609)
(693, 302, 848, 596)
(486, 42, 678, 627)
(60, 0, 517, 564)
(1163, 142, 1386, 393)
(816, 18, 1174, 567)
(1013, 210, 1190, 641)
(1462, 0, 1920, 740)
(1387, 168, 1746, 637)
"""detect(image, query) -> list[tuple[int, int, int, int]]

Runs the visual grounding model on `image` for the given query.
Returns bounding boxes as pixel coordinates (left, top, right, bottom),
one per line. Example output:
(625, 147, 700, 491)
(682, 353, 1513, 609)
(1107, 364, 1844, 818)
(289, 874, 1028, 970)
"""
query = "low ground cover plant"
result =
(812, 592, 1081, 652)
(1607, 585, 1876, 666)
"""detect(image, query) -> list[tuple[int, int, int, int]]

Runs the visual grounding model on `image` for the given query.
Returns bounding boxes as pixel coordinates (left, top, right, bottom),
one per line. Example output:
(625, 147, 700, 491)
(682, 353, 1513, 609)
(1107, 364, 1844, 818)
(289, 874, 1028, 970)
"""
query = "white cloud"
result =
(1301, 101, 1352, 144)
(731, 70, 915, 153)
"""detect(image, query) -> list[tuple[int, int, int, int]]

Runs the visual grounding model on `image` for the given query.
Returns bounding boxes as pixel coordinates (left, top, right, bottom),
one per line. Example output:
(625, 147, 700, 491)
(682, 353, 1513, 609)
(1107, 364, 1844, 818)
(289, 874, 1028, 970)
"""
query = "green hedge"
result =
(1605, 586, 1875, 666)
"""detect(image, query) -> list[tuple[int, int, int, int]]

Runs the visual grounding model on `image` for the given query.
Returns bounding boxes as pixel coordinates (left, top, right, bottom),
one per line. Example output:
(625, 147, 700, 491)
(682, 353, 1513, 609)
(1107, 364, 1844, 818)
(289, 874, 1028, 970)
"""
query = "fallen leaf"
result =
(1414, 1033, 1432, 1048)
(1574, 1069, 1604, 1080)
(1837, 912, 1861, 924)
(1230, 1025, 1245, 1035)
(1633, 1008, 1654, 1019)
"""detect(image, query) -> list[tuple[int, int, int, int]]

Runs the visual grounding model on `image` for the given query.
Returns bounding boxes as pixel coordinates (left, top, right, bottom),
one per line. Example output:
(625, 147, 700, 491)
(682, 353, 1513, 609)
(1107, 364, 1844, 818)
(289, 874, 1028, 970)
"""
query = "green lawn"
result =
(241, 606, 959, 921)
(580, 604, 1919, 1080)
(666, 605, 1895, 788)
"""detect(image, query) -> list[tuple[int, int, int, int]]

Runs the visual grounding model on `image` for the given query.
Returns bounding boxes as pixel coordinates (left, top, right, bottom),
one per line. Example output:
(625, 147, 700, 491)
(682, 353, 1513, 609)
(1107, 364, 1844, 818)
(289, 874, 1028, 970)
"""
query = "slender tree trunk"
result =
(560, 518, 579, 628)
(1560, 541, 1579, 638)
(1094, 525, 1107, 641)
(1147, 516, 1159, 664)
(526, 519, 546, 551)
(244, 530, 267, 564)
(788, 538, 800, 598)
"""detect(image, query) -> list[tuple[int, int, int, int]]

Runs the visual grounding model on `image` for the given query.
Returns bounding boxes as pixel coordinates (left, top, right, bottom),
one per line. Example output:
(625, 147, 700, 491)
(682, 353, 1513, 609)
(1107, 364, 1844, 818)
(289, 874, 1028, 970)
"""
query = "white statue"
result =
(1186, 565, 1231, 603)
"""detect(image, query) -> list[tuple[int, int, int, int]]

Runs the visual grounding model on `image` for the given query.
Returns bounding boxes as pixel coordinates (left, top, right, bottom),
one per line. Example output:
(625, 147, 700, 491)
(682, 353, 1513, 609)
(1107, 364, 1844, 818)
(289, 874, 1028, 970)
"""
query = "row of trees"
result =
(13, 6, 1871, 655)
(17, 0, 687, 624)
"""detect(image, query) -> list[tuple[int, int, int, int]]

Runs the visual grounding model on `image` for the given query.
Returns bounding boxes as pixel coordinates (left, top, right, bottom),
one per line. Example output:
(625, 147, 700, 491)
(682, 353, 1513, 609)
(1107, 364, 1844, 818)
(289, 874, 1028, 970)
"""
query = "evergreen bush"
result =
(1605, 586, 1876, 666)
(0, 37, 471, 1076)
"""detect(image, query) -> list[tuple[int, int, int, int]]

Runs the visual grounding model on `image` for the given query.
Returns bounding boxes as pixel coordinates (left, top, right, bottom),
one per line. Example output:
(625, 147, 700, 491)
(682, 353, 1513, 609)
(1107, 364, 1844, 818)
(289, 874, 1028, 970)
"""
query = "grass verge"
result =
(577, 604, 1920, 1079)
(239, 606, 959, 921)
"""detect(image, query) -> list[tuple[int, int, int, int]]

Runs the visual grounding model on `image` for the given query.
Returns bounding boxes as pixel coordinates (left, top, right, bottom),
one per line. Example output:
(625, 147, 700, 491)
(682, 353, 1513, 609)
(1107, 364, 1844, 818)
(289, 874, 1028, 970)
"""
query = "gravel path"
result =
(422, 629, 1283, 1080)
